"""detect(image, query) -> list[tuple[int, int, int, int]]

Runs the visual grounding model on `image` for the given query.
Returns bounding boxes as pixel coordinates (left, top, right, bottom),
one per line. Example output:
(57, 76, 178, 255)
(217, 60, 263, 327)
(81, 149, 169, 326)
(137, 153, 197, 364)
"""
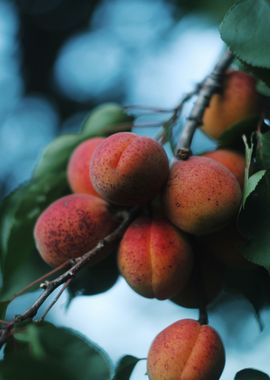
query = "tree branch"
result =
(176, 50, 234, 159)
(0, 206, 139, 348)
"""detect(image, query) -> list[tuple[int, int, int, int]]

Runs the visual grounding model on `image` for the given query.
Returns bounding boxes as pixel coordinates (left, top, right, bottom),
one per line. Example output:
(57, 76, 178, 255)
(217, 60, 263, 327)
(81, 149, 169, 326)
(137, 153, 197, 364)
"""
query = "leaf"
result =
(235, 368, 270, 379)
(257, 81, 270, 97)
(0, 174, 69, 301)
(68, 252, 119, 300)
(3, 322, 112, 380)
(257, 130, 270, 169)
(218, 117, 259, 149)
(242, 170, 266, 207)
(220, 0, 270, 69)
(112, 355, 141, 380)
(82, 103, 133, 136)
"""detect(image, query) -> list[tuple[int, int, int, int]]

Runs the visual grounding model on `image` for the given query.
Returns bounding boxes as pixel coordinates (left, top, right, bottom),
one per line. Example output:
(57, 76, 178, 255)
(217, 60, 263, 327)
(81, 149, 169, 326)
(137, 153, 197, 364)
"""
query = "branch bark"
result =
(176, 50, 234, 159)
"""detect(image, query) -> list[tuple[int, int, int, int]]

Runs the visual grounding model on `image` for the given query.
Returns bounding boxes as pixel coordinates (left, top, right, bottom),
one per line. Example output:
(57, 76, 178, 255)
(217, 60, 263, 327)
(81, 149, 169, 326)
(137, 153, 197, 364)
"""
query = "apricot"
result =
(67, 138, 104, 196)
(203, 149, 245, 188)
(198, 224, 252, 269)
(202, 70, 260, 140)
(163, 156, 242, 235)
(34, 194, 116, 267)
(147, 319, 225, 380)
(118, 217, 193, 300)
(172, 253, 223, 309)
(90, 132, 169, 206)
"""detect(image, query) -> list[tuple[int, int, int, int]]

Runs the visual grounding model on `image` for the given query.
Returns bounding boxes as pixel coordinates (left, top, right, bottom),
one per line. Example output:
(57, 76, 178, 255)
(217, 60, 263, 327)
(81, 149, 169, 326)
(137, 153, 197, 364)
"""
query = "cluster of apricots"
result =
(34, 70, 261, 380)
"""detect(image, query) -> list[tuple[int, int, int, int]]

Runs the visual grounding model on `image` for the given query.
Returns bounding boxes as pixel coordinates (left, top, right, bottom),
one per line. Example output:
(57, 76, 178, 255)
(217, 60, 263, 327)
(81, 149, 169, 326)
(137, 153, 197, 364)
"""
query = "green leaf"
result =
(257, 131, 270, 170)
(68, 252, 119, 300)
(242, 170, 266, 207)
(34, 134, 83, 178)
(243, 232, 270, 272)
(82, 103, 133, 136)
(220, 0, 270, 69)
(218, 117, 259, 149)
(0, 174, 69, 301)
(112, 355, 141, 380)
(235, 368, 270, 379)
(257, 81, 270, 96)
(3, 322, 112, 380)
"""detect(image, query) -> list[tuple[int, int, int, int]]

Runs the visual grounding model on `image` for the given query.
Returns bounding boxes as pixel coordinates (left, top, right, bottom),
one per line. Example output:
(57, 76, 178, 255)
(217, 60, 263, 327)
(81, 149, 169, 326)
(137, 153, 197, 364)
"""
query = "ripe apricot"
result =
(163, 156, 242, 235)
(203, 149, 245, 188)
(202, 70, 260, 139)
(147, 319, 225, 380)
(118, 217, 193, 300)
(34, 194, 116, 267)
(67, 137, 104, 196)
(90, 132, 169, 206)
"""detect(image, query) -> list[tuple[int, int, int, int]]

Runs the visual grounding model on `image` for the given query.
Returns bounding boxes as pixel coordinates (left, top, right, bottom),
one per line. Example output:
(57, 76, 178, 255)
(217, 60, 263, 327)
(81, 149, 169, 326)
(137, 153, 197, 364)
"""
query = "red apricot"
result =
(90, 132, 169, 206)
(67, 137, 104, 196)
(203, 149, 245, 188)
(202, 71, 260, 139)
(147, 319, 225, 380)
(163, 156, 242, 235)
(118, 217, 193, 300)
(34, 194, 116, 267)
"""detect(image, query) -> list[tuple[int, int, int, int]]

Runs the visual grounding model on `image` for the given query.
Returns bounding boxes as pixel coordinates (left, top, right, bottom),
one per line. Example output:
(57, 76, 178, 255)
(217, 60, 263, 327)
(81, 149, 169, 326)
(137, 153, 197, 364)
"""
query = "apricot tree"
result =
(1, 1, 270, 379)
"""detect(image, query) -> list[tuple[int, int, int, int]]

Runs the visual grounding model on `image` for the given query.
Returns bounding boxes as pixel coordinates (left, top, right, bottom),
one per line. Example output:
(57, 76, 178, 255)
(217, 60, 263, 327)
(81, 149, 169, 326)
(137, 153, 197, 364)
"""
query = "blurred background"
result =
(1, 0, 270, 378)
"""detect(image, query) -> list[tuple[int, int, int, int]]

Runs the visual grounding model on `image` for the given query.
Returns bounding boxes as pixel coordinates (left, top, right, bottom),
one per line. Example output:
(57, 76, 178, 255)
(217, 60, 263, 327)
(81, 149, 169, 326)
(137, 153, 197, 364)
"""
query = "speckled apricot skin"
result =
(67, 137, 104, 196)
(203, 149, 245, 188)
(147, 319, 225, 380)
(90, 132, 169, 206)
(163, 156, 242, 236)
(34, 194, 116, 267)
(118, 217, 193, 300)
(202, 71, 260, 140)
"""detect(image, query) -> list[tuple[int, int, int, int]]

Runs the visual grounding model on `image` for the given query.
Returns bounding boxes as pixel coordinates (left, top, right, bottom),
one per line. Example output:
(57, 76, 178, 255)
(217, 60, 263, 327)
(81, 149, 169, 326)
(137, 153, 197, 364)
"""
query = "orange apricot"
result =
(202, 71, 260, 139)
(67, 137, 104, 196)
(118, 217, 193, 300)
(203, 149, 245, 188)
(163, 156, 242, 235)
(147, 319, 225, 380)
(90, 132, 169, 206)
(34, 194, 116, 267)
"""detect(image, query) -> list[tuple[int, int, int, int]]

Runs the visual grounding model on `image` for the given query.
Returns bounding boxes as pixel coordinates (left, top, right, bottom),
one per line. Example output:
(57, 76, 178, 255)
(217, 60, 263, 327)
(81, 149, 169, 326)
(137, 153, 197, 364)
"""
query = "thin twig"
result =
(0, 207, 139, 348)
(38, 278, 73, 322)
(10, 261, 71, 301)
(124, 105, 174, 114)
(176, 50, 234, 159)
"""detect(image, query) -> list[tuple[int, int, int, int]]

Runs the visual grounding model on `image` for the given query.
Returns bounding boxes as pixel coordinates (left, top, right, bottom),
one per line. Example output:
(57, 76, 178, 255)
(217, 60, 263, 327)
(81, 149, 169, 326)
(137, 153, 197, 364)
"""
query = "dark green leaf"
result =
(220, 0, 270, 68)
(257, 81, 270, 97)
(235, 368, 270, 379)
(257, 130, 270, 170)
(0, 174, 69, 301)
(82, 103, 133, 136)
(112, 355, 141, 380)
(218, 117, 259, 149)
(68, 252, 119, 300)
(3, 322, 112, 380)
(242, 170, 266, 207)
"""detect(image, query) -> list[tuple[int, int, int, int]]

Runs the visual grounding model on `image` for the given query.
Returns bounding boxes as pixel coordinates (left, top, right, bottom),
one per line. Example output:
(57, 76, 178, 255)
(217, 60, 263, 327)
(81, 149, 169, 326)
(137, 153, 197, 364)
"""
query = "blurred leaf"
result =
(82, 103, 133, 136)
(34, 134, 83, 178)
(220, 0, 270, 68)
(3, 322, 112, 380)
(218, 117, 259, 149)
(242, 170, 266, 207)
(257, 130, 270, 169)
(112, 355, 141, 380)
(257, 81, 270, 97)
(0, 174, 69, 301)
(68, 252, 119, 300)
(224, 267, 270, 330)
(235, 368, 270, 379)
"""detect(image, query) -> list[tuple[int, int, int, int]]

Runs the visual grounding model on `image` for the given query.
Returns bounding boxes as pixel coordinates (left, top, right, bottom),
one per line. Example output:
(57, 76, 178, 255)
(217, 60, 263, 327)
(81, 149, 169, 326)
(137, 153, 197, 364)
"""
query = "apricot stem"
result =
(176, 50, 234, 160)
